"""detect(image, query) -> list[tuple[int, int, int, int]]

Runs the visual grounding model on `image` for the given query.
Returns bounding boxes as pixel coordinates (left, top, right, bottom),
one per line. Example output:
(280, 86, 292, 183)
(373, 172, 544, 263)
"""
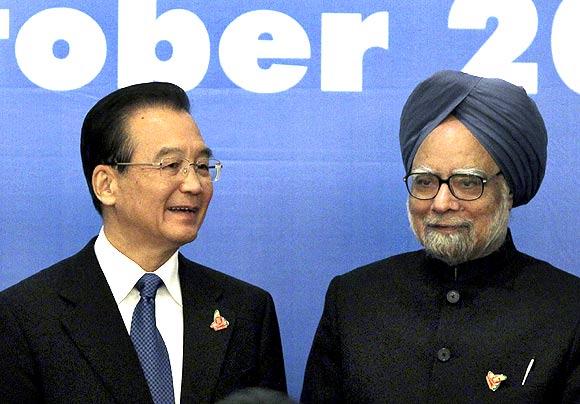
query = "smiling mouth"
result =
(168, 206, 198, 213)
(426, 223, 470, 232)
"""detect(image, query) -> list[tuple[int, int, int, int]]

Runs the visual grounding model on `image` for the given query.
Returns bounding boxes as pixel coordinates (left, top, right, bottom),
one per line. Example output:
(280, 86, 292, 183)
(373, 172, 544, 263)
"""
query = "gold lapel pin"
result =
(486, 371, 507, 391)
(210, 309, 230, 331)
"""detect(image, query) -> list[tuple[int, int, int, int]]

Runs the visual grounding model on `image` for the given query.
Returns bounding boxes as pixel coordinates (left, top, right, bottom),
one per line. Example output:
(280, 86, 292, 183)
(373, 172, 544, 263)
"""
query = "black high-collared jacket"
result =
(302, 231, 580, 403)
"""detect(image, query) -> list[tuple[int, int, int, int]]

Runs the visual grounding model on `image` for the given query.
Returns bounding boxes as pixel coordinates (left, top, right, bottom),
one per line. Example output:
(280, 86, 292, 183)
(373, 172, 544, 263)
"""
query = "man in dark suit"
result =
(0, 82, 286, 403)
(301, 71, 580, 402)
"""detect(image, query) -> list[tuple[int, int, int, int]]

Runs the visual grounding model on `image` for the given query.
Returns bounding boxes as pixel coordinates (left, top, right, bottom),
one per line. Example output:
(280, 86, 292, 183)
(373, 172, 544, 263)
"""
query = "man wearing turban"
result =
(301, 71, 580, 403)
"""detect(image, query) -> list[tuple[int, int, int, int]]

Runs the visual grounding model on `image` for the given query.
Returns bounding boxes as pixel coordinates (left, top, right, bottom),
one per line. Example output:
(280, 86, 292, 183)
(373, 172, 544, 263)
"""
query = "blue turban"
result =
(399, 70, 547, 207)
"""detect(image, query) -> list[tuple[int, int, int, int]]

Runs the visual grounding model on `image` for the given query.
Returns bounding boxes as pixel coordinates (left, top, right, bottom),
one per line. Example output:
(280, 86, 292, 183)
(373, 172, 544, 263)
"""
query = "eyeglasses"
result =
(112, 157, 222, 182)
(404, 172, 502, 201)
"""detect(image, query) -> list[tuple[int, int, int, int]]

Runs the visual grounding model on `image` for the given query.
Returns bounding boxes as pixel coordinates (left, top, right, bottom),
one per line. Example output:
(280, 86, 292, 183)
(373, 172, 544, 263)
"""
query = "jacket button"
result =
(446, 290, 460, 304)
(437, 348, 451, 362)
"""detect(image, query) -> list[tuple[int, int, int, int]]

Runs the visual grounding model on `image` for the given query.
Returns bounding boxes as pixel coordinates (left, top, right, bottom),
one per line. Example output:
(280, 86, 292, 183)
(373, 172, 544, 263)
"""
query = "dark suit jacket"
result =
(0, 239, 286, 403)
(301, 233, 580, 403)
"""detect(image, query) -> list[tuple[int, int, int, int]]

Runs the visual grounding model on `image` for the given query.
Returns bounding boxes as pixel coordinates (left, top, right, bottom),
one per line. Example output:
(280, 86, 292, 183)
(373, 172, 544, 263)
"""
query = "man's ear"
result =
(92, 165, 118, 207)
(507, 190, 514, 210)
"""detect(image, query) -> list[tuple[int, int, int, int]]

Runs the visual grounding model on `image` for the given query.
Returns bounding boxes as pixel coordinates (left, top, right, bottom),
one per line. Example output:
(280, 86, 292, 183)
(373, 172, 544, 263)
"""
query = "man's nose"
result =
(431, 183, 460, 213)
(179, 167, 204, 193)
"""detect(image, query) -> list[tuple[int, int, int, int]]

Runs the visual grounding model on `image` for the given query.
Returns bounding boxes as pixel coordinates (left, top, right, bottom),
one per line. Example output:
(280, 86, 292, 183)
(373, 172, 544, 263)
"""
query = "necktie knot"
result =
(135, 273, 163, 300)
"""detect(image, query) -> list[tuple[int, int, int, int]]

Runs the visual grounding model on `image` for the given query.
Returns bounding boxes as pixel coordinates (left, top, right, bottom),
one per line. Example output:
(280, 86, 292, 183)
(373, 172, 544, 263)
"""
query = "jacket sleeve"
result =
(257, 292, 287, 393)
(0, 295, 42, 403)
(301, 277, 343, 403)
(562, 318, 580, 403)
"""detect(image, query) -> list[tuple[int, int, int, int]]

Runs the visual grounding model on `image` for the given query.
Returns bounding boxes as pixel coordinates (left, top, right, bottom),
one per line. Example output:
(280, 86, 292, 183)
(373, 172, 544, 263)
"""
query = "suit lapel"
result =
(179, 256, 236, 403)
(57, 241, 153, 404)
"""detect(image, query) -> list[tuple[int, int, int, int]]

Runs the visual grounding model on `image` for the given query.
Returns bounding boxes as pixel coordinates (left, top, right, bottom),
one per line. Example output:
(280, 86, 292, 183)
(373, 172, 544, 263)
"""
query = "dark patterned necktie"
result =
(130, 273, 175, 404)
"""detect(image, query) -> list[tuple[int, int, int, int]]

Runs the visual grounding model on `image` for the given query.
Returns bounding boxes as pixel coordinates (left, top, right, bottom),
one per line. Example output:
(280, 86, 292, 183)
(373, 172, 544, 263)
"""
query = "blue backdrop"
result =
(1, 0, 578, 398)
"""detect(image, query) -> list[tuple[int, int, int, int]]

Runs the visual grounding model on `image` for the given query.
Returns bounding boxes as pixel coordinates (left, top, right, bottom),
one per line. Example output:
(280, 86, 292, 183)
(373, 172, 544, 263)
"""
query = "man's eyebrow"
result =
(410, 166, 488, 177)
(153, 146, 213, 160)
(410, 165, 433, 174)
(199, 147, 213, 158)
(452, 167, 487, 176)
(154, 147, 182, 160)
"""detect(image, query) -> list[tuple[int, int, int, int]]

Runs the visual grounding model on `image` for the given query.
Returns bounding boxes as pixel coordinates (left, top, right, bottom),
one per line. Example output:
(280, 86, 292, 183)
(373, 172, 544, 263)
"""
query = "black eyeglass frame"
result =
(403, 171, 502, 201)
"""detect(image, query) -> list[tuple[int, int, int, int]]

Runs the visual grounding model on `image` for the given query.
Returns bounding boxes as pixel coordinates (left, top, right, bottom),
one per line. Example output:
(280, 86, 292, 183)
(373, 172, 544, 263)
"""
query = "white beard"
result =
(408, 187, 511, 266)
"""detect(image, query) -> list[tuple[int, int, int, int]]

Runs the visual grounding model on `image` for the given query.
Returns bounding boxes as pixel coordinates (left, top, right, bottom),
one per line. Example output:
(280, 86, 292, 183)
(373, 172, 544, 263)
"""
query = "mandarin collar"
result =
(423, 229, 517, 285)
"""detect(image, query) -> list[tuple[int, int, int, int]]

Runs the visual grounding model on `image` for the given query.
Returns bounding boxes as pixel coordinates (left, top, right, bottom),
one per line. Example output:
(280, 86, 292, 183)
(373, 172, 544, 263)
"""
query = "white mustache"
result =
(424, 217, 473, 229)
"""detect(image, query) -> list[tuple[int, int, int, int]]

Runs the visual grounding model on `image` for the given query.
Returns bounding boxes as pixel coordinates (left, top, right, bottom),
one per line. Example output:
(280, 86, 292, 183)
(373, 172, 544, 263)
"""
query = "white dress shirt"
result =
(94, 228, 183, 402)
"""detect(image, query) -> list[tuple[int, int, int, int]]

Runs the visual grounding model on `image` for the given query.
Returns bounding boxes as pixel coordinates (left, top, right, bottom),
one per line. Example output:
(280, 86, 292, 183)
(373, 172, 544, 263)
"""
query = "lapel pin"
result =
(210, 309, 230, 331)
(486, 371, 507, 391)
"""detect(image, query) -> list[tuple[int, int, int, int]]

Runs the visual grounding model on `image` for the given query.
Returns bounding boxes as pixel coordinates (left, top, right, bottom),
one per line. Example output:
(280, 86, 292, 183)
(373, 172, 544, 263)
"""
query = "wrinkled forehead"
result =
(412, 116, 499, 174)
(125, 106, 209, 156)
(125, 104, 197, 129)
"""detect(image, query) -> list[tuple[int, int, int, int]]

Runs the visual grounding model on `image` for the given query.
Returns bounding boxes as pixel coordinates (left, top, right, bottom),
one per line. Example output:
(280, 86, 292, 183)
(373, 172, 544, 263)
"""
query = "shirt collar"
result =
(94, 227, 182, 307)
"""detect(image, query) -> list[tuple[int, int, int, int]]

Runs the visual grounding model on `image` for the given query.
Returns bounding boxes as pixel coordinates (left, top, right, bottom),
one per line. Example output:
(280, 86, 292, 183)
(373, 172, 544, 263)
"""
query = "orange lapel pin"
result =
(210, 309, 230, 331)
(486, 371, 507, 391)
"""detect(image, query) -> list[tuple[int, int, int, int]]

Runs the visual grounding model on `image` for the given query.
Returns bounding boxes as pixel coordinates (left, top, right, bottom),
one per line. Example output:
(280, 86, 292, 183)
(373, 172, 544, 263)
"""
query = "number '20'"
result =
(449, 0, 579, 94)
